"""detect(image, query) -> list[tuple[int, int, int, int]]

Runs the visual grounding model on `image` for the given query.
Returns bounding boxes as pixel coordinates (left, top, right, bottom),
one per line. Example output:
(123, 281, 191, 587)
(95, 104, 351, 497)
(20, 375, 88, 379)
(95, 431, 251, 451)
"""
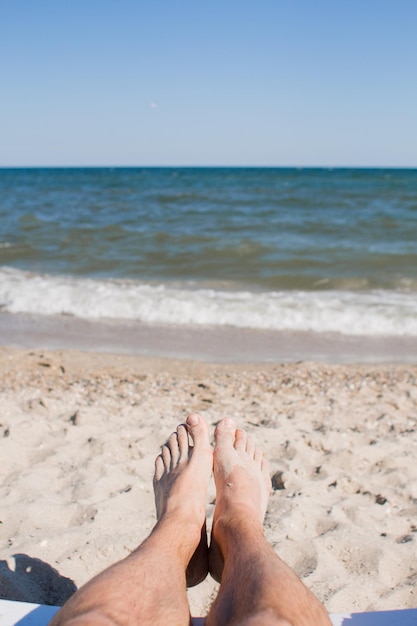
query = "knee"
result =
(239, 610, 292, 626)
(51, 611, 117, 626)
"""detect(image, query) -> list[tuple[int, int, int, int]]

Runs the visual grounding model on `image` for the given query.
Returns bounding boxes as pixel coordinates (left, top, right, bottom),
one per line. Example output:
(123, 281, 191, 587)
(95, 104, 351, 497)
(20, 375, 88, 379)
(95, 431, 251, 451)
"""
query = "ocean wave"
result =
(1, 267, 417, 336)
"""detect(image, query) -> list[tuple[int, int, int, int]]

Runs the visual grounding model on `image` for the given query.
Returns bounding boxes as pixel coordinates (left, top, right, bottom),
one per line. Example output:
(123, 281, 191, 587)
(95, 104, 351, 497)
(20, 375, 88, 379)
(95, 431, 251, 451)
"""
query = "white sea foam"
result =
(1, 266, 417, 336)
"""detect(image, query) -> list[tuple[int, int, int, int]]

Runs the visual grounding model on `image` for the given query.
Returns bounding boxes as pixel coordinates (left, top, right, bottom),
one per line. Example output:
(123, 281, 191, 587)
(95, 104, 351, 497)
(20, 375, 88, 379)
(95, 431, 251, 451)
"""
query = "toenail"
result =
(222, 418, 235, 427)
(187, 414, 199, 426)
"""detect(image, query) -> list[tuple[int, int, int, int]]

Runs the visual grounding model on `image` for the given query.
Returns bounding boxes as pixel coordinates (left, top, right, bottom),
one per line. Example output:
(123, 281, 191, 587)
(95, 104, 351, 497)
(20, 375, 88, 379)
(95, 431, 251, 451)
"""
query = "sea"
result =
(1, 167, 417, 361)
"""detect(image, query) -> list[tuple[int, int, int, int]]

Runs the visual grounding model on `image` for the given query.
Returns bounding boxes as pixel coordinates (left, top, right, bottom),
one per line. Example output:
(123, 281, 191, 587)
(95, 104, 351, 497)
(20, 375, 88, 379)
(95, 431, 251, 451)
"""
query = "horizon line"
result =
(1, 164, 416, 170)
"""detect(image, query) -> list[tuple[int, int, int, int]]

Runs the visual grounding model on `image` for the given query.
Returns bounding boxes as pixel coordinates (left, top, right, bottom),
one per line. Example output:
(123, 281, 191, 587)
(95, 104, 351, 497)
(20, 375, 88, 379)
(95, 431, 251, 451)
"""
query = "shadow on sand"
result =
(0, 553, 76, 606)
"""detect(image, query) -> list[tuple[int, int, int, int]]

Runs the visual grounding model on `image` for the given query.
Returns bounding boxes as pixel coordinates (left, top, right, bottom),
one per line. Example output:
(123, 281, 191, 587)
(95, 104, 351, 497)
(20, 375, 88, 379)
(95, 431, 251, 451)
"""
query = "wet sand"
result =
(1, 346, 417, 616)
(2, 311, 417, 364)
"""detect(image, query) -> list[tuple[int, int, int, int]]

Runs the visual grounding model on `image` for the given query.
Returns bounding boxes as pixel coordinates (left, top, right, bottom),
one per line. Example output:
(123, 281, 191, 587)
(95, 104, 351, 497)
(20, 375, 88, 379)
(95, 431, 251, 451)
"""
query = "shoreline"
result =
(1, 346, 417, 615)
(1, 312, 417, 364)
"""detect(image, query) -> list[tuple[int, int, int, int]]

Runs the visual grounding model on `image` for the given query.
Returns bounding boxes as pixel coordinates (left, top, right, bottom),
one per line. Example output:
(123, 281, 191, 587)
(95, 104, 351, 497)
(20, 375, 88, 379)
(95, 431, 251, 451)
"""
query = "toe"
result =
(214, 417, 236, 448)
(168, 431, 180, 466)
(254, 447, 263, 463)
(154, 454, 165, 481)
(261, 458, 272, 488)
(234, 428, 247, 451)
(245, 435, 256, 458)
(161, 444, 171, 471)
(186, 413, 211, 450)
(177, 424, 189, 462)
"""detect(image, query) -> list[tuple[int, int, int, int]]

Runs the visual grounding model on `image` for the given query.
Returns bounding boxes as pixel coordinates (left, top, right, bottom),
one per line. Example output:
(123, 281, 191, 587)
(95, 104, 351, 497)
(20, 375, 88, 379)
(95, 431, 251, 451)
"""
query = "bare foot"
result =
(153, 413, 212, 586)
(209, 418, 271, 582)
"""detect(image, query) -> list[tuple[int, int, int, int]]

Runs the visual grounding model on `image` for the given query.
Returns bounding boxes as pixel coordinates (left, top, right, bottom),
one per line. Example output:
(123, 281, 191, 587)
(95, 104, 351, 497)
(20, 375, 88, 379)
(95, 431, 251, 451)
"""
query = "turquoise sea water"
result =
(0, 167, 416, 336)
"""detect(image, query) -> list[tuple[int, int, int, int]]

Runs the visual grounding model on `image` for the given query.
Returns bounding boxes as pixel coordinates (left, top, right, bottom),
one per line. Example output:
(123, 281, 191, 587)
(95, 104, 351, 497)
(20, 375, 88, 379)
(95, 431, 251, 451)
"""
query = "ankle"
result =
(153, 512, 203, 552)
(212, 511, 264, 554)
(159, 493, 207, 528)
(214, 499, 264, 530)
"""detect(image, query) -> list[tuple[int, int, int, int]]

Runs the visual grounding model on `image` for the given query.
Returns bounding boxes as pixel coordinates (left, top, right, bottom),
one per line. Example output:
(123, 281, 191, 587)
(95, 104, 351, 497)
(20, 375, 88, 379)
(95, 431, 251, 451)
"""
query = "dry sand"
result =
(1, 346, 417, 616)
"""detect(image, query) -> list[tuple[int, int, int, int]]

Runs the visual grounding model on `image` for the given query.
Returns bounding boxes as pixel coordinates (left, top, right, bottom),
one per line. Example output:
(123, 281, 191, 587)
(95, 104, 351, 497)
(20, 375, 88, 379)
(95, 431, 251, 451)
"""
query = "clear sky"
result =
(1, 0, 416, 167)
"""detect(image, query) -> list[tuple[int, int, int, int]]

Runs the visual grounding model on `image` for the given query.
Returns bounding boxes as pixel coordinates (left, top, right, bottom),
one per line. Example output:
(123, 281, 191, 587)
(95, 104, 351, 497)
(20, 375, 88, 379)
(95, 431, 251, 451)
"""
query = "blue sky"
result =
(1, 0, 416, 167)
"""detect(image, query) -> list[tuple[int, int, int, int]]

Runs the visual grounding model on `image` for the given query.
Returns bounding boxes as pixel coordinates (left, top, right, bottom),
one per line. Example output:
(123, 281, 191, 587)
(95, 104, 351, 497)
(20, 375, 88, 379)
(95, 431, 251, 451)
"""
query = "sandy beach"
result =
(1, 346, 417, 617)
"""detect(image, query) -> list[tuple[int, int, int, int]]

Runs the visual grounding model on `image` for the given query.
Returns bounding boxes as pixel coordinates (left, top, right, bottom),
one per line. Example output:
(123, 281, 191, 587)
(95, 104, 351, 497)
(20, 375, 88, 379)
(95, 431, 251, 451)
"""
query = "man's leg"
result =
(206, 418, 331, 626)
(50, 414, 212, 626)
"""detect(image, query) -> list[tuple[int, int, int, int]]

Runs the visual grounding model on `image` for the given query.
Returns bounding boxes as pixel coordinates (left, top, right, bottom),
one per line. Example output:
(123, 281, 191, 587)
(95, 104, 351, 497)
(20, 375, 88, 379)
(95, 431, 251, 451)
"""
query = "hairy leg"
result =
(207, 418, 331, 626)
(50, 414, 212, 626)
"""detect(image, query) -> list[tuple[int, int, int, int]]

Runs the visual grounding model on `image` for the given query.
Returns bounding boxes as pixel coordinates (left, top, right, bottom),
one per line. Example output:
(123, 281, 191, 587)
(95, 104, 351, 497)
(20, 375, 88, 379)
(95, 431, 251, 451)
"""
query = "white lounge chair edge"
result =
(1, 599, 417, 625)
